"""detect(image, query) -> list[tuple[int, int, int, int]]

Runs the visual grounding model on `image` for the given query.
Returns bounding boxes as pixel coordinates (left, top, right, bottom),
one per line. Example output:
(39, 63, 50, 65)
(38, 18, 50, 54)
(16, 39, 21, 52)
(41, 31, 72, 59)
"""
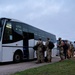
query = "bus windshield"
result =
(0, 19, 4, 40)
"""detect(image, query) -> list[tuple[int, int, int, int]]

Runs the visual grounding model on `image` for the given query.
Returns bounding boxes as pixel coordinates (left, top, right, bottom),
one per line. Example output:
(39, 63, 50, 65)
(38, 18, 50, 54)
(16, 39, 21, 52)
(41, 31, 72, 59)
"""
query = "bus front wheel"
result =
(13, 52, 22, 63)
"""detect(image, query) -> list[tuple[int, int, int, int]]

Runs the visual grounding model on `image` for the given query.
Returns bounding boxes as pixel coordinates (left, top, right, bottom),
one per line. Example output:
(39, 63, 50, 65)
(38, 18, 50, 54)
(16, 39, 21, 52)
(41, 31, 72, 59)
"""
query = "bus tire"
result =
(13, 52, 22, 63)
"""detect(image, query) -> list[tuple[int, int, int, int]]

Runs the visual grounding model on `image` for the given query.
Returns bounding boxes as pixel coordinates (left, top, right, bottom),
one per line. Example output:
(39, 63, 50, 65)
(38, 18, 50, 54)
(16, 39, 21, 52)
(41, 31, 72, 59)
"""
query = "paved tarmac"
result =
(0, 56, 60, 75)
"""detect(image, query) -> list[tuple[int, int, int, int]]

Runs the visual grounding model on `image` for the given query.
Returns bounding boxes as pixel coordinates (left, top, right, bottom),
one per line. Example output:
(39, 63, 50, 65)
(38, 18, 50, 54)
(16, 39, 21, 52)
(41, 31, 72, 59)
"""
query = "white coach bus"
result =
(0, 18, 56, 62)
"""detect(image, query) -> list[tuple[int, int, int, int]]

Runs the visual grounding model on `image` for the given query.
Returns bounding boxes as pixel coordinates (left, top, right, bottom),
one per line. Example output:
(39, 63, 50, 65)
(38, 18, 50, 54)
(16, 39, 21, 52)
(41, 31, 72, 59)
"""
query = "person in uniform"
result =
(45, 38, 52, 62)
(36, 38, 44, 63)
(57, 38, 64, 61)
(69, 42, 74, 58)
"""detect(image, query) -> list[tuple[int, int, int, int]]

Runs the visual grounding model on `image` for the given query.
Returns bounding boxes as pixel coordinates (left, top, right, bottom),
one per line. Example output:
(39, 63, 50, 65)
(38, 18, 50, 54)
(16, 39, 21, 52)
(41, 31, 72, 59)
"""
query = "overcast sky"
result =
(0, 0, 75, 41)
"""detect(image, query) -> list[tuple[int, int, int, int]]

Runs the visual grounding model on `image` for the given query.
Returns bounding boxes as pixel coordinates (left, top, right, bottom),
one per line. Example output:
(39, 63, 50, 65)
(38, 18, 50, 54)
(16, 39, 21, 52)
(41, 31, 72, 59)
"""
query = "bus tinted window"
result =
(15, 25, 22, 34)
(12, 21, 23, 42)
(3, 21, 13, 43)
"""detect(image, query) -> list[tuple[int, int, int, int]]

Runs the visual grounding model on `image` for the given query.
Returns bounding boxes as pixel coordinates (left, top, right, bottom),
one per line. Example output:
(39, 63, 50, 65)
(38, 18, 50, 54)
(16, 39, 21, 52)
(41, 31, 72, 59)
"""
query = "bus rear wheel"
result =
(13, 52, 22, 63)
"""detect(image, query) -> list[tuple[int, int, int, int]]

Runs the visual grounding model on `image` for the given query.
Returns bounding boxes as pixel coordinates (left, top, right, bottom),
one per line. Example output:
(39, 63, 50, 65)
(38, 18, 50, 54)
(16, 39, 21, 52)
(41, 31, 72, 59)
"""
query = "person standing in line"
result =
(45, 38, 52, 62)
(36, 38, 44, 63)
(63, 40, 69, 59)
(57, 38, 64, 61)
(73, 41, 75, 51)
(69, 42, 74, 58)
(73, 41, 75, 57)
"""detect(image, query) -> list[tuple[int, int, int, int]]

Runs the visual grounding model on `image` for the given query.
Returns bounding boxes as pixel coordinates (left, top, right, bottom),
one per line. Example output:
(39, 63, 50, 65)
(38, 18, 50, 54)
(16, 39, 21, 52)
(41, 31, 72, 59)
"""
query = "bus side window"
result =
(12, 21, 23, 42)
(2, 22, 13, 43)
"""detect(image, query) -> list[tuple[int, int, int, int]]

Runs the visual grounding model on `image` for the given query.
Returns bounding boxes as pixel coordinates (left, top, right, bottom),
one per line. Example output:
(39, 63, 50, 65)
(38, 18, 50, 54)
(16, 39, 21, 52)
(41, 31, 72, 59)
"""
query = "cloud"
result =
(0, 5, 15, 13)
(0, 0, 75, 41)
(22, 0, 65, 20)
(0, 0, 66, 20)
(0, 0, 73, 23)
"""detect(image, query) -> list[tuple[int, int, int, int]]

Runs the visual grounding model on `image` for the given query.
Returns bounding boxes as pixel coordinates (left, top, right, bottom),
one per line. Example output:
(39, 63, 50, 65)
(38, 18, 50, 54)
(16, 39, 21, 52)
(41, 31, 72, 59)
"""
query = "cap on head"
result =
(58, 37, 61, 40)
(47, 38, 50, 40)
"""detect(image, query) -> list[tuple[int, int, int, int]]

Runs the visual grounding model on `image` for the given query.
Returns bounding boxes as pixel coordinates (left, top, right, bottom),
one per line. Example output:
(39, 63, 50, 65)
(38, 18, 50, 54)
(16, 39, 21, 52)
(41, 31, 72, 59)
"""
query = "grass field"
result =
(12, 58, 75, 75)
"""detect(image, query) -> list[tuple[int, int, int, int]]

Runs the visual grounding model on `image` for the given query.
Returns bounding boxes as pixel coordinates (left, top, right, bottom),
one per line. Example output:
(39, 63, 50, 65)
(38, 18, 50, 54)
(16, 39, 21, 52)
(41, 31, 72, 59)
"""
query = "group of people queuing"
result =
(33, 38, 54, 64)
(57, 37, 75, 61)
(33, 37, 75, 64)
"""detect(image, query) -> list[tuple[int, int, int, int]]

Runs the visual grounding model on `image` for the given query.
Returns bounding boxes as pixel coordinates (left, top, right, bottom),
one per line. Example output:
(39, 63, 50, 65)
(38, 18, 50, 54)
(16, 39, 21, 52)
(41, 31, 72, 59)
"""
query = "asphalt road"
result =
(0, 56, 60, 75)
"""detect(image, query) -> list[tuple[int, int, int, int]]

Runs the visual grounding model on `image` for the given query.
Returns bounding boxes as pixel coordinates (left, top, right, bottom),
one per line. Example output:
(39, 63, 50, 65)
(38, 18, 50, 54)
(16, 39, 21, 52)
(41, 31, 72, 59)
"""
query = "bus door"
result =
(28, 32, 34, 59)
(23, 32, 29, 59)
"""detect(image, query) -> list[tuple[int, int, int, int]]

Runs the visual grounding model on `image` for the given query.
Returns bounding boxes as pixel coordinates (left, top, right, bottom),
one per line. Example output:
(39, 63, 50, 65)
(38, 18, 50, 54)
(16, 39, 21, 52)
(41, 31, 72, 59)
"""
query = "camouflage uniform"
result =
(36, 40, 44, 63)
(58, 40, 64, 61)
(69, 43, 74, 57)
(45, 40, 52, 62)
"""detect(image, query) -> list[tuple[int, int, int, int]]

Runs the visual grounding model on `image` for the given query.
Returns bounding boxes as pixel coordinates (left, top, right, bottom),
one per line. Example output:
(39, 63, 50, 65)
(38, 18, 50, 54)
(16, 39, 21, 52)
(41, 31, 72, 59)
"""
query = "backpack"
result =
(48, 41, 54, 49)
(42, 45, 46, 51)
(33, 45, 38, 50)
(63, 43, 69, 50)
